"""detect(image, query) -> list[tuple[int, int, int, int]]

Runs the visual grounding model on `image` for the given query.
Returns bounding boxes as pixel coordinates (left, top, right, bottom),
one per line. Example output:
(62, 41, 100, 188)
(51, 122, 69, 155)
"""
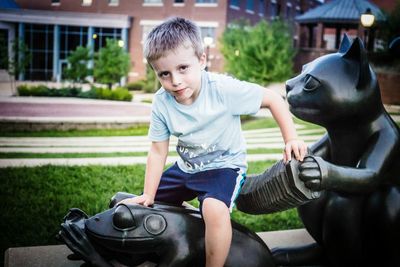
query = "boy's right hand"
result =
(117, 193, 154, 207)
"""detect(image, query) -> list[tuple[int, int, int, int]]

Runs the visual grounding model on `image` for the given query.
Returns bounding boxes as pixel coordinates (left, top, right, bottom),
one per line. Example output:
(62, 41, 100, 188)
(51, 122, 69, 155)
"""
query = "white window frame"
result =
(51, 0, 60, 6)
(194, 0, 218, 7)
(143, 0, 163, 6)
(82, 0, 92, 6)
(108, 0, 119, 6)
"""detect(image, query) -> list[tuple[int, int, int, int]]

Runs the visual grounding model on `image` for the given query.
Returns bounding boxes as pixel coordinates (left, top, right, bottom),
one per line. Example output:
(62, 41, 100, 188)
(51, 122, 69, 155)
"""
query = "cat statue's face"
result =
(286, 35, 382, 128)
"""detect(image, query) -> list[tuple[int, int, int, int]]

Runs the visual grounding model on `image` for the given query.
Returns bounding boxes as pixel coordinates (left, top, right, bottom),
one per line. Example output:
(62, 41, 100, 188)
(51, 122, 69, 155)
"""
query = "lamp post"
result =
(203, 35, 213, 71)
(360, 8, 375, 50)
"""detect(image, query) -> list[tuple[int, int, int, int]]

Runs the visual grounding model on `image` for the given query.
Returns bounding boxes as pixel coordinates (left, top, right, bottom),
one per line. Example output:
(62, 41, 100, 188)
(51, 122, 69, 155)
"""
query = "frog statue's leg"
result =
(57, 208, 113, 267)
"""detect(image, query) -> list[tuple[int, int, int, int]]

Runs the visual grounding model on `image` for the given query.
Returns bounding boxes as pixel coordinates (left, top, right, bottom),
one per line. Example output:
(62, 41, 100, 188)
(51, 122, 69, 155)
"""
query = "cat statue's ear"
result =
(338, 34, 352, 54)
(339, 34, 371, 89)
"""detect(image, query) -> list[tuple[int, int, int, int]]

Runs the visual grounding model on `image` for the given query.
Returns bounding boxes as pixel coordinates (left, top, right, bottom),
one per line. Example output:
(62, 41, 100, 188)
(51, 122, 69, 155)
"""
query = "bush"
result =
(126, 80, 145, 91)
(16, 84, 31, 96)
(112, 87, 133, 101)
(16, 84, 132, 102)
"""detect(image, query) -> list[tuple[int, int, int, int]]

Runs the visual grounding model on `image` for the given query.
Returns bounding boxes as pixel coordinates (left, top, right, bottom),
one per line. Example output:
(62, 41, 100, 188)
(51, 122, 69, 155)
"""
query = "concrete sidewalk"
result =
(5, 229, 315, 267)
(0, 95, 153, 130)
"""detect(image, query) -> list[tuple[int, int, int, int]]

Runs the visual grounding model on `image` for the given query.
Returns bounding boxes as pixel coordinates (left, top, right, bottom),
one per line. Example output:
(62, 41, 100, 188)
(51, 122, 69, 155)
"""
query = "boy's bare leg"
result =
(202, 198, 232, 267)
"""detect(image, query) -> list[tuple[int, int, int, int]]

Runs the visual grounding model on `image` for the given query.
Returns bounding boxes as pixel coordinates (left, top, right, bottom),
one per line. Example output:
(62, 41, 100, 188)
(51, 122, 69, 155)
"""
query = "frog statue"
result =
(57, 192, 276, 267)
(246, 35, 399, 266)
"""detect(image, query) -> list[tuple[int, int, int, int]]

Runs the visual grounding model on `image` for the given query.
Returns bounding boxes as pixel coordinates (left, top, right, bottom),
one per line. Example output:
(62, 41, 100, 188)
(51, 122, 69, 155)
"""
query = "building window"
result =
(200, 26, 216, 46)
(24, 24, 54, 80)
(82, 0, 92, 6)
(60, 26, 88, 61)
(229, 0, 239, 9)
(286, 3, 292, 19)
(296, 5, 302, 16)
(143, 0, 163, 5)
(174, 0, 184, 3)
(108, 0, 119, 6)
(51, 0, 60, 5)
(246, 0, 254, 13)
(0, 29, 8, 69)
(270, 1, 280, 19)
(259, 0, 265, 16)
(92, 27, 122, 51)
(195, 0, 217, 7)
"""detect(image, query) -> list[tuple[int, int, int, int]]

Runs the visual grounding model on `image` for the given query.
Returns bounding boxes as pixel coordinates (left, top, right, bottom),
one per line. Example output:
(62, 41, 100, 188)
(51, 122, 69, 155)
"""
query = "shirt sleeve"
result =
(148, 98, 170, 142)
(218, 75, 264, 116)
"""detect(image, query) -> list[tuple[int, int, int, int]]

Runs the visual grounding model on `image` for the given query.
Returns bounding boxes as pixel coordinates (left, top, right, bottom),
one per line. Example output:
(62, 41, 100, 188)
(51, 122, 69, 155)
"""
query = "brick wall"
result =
(377, 72, 400, 105)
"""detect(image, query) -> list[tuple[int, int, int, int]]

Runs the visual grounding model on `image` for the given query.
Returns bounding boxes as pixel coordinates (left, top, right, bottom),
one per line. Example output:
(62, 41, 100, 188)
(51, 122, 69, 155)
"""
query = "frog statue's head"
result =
(58, 192, 276, 267)
(58, 192, 202, 266)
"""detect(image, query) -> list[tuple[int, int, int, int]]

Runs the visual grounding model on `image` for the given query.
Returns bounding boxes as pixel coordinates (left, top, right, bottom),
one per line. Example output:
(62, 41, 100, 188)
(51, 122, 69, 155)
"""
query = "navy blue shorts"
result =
(155, 163, 246, 213)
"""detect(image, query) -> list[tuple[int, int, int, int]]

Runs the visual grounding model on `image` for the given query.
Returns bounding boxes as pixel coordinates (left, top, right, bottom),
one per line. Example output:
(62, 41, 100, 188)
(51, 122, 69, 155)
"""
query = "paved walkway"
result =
(0, 96, 152, 125)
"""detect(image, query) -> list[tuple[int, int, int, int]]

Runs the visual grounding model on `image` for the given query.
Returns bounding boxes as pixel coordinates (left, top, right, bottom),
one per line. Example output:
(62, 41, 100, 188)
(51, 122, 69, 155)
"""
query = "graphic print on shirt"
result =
(176, 139, 228, 171)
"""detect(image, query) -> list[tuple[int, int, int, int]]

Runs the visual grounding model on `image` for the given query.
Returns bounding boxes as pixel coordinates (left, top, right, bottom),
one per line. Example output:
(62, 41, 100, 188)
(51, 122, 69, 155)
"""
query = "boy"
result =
(119, 17, 307, 267)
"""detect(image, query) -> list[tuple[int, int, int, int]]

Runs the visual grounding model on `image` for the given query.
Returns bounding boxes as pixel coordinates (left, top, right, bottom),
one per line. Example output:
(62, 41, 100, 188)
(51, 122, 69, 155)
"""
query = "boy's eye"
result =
(158, 72, 170, 78)
(179, 65, 188, 72)
(303, 74, 320, 92)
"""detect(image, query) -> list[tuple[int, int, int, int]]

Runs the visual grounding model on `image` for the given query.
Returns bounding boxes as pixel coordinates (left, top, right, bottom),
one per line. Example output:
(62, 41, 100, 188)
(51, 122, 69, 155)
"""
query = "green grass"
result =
(0, 116, 323, 137)
(0, 149, 284, 159)
(0, 161, 303, 262)
(0, 124, 149, 137)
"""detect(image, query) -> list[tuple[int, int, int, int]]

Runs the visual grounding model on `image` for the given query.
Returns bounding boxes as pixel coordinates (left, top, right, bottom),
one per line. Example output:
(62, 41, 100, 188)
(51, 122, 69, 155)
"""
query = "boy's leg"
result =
(154, 163, 196, 205)
(202, 197, 232, 267)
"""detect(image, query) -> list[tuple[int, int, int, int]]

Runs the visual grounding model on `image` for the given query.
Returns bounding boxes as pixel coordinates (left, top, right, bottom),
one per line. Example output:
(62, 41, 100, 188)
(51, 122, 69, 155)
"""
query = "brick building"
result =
(0, 0, 321, 83)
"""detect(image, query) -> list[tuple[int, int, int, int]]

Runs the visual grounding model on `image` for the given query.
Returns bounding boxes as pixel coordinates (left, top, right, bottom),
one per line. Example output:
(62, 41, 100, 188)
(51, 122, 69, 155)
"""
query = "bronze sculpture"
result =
(238, 35, 400, 266)
(58, 192, 276, 267)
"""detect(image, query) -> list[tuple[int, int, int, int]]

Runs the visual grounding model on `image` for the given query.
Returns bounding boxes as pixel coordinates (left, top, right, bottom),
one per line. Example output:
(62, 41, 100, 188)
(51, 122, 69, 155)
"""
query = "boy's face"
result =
(150, 43, 206, 105)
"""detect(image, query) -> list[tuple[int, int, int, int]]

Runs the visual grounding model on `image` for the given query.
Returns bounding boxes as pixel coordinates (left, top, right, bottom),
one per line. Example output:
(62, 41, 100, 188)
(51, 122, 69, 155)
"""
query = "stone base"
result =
(5, 229, 315, 267)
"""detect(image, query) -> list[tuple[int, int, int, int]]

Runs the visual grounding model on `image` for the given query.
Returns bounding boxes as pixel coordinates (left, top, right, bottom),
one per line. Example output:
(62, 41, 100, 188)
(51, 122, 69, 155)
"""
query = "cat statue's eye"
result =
(303, 75, 320, 92)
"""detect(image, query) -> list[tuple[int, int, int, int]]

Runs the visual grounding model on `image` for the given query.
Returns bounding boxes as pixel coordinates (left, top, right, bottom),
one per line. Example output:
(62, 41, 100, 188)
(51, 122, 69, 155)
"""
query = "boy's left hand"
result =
(283, 139, 307, 163)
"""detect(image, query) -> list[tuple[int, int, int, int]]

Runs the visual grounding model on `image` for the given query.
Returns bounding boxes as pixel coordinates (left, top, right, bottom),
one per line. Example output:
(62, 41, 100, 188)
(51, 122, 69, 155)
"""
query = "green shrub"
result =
(112, 87, 133, 101)
(29, 85, 48, 96)
(126, 80, 145, 91)
(16, 84, 31, 96)
(16, 84, 132, 102)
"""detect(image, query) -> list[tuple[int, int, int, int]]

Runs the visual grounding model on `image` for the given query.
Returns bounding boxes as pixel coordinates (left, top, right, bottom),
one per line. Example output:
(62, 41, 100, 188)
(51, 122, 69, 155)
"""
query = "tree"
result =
(377, 2, 400, 49)
(94, 38, 131, 89)
(0, 37, 31, 95)
(64, 45, 92, 85)
(220, 19, 295, 86)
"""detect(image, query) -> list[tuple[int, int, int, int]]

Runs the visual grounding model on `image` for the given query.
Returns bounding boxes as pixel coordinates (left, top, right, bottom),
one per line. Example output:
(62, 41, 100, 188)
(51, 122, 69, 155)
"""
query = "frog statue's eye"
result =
(112, 204, 136, 231)
(303, 74, 321, 92)
(144, 214, 167, 235)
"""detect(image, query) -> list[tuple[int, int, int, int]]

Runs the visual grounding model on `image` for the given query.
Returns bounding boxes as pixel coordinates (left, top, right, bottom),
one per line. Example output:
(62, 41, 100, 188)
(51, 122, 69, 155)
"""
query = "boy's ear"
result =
(200, 52, 207, 69)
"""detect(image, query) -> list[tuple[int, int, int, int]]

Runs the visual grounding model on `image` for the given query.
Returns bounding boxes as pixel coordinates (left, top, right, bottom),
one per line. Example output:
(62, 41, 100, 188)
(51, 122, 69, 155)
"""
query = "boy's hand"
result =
(283, 139, 307, 163)
(117, 193, 154, 207)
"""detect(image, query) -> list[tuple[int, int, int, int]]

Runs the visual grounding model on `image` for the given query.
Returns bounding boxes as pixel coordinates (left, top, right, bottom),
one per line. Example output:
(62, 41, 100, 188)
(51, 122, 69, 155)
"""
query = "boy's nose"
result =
(172, 74, 182, 87)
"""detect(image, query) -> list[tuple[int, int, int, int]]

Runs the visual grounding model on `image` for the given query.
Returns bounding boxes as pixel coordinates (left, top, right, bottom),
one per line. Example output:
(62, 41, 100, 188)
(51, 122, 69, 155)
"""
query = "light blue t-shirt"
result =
(148, 70, 264, 173)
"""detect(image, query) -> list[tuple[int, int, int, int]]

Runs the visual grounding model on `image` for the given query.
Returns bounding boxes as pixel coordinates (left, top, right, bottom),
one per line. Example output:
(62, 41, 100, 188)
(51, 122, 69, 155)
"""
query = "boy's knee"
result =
(202, 198, 230, 222)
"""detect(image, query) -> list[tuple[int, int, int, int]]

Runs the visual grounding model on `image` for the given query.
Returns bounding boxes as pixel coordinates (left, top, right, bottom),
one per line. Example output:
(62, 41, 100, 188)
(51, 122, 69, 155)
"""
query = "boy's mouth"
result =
(174, 88, 187, 95)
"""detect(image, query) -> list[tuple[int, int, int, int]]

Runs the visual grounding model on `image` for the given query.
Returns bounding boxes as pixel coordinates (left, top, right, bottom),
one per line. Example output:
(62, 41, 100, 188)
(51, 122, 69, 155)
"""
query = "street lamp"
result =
(203, 35, 213, 71)
(360, 8, 375, 50)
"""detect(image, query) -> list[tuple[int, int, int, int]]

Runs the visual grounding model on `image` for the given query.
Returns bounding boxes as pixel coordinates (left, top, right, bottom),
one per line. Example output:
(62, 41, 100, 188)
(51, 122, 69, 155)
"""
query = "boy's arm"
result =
(260, 88, 307, 162)
(118, 139, 169, 206)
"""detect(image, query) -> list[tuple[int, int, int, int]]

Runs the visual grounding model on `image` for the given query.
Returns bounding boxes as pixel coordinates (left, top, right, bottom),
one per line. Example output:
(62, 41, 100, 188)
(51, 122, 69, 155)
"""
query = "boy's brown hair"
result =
(144, 17, 204, 63)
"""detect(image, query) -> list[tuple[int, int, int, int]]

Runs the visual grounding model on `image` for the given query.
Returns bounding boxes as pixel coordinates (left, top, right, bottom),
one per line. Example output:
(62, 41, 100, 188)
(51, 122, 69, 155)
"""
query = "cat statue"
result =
(271, 35, 400, 266)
